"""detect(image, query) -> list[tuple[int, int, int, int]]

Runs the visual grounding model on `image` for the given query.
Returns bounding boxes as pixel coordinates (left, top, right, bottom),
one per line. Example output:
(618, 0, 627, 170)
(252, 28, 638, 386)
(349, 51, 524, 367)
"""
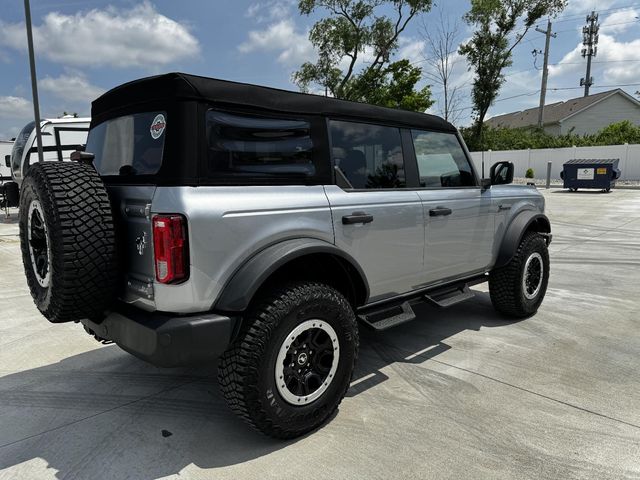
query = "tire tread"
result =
(19, 162, 118, 323)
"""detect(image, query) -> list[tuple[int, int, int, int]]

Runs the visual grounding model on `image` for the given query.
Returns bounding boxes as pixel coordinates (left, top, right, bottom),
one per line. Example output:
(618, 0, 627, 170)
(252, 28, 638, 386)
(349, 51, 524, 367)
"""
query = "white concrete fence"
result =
(470, 144, 640, 181)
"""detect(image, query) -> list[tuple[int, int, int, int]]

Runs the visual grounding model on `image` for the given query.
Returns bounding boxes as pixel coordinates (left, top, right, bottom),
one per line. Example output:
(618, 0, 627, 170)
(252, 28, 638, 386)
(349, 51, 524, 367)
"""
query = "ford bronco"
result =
(19, 73, 551, 438)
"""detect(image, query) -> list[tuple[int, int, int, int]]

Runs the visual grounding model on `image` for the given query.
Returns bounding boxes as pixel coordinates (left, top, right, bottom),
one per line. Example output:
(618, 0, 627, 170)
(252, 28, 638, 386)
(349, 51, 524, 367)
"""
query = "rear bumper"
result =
(81, 305, 237, 367)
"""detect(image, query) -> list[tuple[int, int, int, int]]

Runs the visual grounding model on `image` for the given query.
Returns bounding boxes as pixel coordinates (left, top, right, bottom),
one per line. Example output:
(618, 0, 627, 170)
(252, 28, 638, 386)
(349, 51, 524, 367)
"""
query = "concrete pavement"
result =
(0, 189, 639, 479)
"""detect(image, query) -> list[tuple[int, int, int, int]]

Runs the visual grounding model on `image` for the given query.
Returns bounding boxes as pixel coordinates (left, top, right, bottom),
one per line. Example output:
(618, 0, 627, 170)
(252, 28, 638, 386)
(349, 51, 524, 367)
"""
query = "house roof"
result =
(485, 89, 640, 129)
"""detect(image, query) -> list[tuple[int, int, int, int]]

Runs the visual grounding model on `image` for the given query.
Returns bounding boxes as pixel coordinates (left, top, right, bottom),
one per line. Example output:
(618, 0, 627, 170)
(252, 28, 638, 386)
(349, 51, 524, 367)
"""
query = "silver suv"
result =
(19, 73, 551, 439)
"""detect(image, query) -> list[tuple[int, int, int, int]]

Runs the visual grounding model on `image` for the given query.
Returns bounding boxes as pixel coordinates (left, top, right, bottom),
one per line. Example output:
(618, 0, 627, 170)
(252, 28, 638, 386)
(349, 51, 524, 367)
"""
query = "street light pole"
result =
(24, 0, 44, 163)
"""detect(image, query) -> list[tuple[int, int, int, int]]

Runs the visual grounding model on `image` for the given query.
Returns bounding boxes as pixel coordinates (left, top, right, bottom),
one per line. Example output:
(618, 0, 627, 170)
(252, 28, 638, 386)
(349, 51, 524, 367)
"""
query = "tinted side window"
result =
(330, 120, 405, 189)
(412, 130, 474, 187)
(206, 111, 315, 179)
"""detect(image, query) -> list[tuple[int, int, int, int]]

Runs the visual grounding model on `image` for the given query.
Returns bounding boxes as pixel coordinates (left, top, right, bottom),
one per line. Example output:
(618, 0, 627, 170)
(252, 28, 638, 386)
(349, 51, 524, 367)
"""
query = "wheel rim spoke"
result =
(275, 320, 340, 406)
(523, 253, 543, 300)
(27, 201, 50, 287)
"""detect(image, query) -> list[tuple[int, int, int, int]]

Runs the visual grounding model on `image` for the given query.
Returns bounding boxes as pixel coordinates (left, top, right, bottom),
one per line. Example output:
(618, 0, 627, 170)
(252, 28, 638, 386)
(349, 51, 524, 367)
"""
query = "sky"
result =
(1, 0, 639, 139)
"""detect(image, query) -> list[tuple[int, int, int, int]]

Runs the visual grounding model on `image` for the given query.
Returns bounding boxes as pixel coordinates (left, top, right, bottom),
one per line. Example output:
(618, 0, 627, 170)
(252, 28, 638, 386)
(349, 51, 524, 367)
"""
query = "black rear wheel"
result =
(218, 281, 358, 439)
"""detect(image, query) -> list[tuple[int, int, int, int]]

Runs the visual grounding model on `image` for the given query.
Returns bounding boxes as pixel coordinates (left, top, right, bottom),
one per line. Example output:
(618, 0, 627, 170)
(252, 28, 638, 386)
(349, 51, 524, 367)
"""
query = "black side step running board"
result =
(423, 285, 475, 308)
(359, 301, 416, 331)
(358, 284, 477, 331)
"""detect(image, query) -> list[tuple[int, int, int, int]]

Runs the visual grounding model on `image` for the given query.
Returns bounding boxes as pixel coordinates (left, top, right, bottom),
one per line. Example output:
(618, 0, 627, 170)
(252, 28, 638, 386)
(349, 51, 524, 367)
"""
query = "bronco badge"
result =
(135, 232, 147, 256)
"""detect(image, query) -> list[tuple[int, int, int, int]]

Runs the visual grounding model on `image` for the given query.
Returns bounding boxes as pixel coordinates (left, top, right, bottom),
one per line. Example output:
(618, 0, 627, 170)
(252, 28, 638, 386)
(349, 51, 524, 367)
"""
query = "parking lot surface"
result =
(1, 188, 639, 480)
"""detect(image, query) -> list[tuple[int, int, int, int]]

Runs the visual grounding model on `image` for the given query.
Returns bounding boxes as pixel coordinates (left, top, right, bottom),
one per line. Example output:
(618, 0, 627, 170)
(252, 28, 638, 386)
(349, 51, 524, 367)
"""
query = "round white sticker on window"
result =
(150, 114, 166, 140)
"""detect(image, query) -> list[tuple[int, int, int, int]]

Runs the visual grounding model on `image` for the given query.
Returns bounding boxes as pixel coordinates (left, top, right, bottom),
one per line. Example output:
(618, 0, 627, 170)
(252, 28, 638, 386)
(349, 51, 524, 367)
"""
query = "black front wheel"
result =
(218, 282, 358, 439)
(489, 232, 550, 318)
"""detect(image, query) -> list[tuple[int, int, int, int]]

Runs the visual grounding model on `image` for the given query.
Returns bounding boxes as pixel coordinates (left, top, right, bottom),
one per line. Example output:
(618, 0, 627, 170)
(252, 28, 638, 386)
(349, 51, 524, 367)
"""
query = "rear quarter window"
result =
(87, 111, 166, 176)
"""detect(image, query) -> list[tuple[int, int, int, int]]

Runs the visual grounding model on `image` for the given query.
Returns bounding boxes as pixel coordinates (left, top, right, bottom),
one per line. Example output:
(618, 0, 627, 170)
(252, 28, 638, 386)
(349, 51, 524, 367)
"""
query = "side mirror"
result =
(4, 155, 10, 168)
(490, 161, 514, 185)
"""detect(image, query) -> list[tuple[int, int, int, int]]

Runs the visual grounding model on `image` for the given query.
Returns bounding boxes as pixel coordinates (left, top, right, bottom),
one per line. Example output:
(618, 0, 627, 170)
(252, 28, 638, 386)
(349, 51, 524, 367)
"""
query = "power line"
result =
(550, 82, 640, 91)
(552, 4, 640, 23)
(554, 19, 639, 35)
(449, 90, 540, 114)
(550, 59, 640, 65)
(449, 80, 640, 116)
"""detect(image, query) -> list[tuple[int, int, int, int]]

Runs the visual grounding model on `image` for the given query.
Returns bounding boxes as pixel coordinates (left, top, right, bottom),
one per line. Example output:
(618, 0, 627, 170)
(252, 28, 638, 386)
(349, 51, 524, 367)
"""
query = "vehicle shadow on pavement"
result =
(348, 291, 519, 396)
(0, 290, 518, 478)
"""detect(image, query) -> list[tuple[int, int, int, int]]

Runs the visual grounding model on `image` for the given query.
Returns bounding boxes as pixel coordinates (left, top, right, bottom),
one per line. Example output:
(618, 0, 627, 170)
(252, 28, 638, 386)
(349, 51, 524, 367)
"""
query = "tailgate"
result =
(107, 184, 157, 310)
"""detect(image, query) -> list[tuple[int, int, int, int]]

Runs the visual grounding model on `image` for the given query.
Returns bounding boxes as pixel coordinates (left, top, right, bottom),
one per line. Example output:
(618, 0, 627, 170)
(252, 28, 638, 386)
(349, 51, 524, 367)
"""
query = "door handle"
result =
(429, 207, 452, 217)
(342, 211, 374, 225)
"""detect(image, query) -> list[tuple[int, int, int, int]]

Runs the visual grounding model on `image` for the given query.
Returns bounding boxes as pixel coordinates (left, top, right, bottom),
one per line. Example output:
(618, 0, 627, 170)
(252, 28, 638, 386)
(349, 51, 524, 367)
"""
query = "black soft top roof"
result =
(92, 72, 456, 132)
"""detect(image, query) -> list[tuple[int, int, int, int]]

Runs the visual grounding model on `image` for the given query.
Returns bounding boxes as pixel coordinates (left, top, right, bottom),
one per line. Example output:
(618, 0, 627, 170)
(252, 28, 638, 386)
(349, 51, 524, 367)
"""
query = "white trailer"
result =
(8, 116, 90, 186)
(0, 140, 13, 182)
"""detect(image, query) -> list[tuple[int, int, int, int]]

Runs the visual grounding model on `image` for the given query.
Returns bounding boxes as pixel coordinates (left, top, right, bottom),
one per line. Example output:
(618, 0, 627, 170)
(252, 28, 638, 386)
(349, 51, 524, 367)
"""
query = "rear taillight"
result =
(152, 214, 188, 284)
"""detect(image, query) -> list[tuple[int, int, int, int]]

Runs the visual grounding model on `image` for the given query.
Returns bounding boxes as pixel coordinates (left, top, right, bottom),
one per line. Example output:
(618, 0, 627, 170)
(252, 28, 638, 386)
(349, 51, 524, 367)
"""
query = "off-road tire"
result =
(218, 281, 358, 439)
(19, 162, 118, 323)
(489, 231, 550, 318)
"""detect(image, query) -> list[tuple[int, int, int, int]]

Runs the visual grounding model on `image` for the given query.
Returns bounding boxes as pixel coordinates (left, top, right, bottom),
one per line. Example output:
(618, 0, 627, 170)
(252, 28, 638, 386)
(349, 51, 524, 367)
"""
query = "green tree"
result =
(294, 0, 434, 112)
(459, 0, 566, 145)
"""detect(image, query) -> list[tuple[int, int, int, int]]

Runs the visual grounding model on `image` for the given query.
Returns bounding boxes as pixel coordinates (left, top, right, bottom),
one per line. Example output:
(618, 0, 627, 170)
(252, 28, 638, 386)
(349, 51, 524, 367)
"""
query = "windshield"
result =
(87, 112, 166, 176)
(11, 121, 35, 174)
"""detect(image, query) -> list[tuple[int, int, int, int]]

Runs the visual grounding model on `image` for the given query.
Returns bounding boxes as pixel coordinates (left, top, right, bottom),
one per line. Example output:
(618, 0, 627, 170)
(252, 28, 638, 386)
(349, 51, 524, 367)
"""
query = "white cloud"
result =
(562, 0, 617, 14)
(246, 1, 295, 23)
(239, 19, 315, 66)
(0, 127, 20, 141)
(0, 96, 32, 120)
(397, 38, 425, 65)
(549, 33, 640, 85)
(600, 8, 638, 34)
(0, 2, 199, 68)
(40, 73, 105, 103)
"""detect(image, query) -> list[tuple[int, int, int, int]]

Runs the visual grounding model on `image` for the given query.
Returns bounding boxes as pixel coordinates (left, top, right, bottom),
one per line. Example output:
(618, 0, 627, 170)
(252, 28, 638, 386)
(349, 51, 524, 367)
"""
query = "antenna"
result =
(580, 11, 599, 96)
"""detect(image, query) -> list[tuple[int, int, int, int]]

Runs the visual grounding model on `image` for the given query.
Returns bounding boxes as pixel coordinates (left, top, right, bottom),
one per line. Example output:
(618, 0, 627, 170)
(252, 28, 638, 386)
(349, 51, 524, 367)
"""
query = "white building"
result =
(485, 89, 640, 135)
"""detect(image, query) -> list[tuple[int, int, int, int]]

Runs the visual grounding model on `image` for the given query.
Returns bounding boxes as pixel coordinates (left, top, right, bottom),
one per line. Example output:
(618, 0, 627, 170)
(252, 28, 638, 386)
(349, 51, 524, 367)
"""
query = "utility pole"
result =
(581, 11, 599, 97)
(535, 19, 556, 129)
(24, 0, 44, 163)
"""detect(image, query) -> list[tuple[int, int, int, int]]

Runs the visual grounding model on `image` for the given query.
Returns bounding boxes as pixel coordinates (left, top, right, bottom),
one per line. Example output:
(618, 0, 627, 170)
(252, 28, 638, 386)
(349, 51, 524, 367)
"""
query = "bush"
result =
(525, 168, 534, 178)
(461, 121, 640, 151)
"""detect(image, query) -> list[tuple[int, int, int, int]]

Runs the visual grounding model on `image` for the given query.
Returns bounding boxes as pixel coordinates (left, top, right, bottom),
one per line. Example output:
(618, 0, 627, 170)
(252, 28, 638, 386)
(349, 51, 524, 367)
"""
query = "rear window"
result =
(87, 111, 166, 176)
(330, 120, 406, 189)
(206, 110, 316, 180)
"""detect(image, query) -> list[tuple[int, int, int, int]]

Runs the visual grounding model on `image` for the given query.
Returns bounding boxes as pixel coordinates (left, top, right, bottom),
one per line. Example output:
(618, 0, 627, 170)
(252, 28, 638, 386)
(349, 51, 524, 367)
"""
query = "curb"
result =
(532, 185, 640, 190)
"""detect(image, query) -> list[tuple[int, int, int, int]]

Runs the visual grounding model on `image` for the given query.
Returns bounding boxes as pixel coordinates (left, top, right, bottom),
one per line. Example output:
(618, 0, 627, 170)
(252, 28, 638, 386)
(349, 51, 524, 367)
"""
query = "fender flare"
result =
(494, 211, 551, 268)
(214, 238, 370, 312)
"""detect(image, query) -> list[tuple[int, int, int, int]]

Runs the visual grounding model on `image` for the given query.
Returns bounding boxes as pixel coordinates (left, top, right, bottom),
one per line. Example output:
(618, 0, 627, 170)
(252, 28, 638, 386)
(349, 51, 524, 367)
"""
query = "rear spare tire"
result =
(19, 162, 118, 323)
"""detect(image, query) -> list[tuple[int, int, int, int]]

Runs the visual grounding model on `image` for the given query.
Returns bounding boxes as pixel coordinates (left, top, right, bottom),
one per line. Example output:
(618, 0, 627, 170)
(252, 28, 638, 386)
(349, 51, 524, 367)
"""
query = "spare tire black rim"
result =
(275, 320, 340, 406)
(523, 252, 543, 300)
(27, 200, 51, 288)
